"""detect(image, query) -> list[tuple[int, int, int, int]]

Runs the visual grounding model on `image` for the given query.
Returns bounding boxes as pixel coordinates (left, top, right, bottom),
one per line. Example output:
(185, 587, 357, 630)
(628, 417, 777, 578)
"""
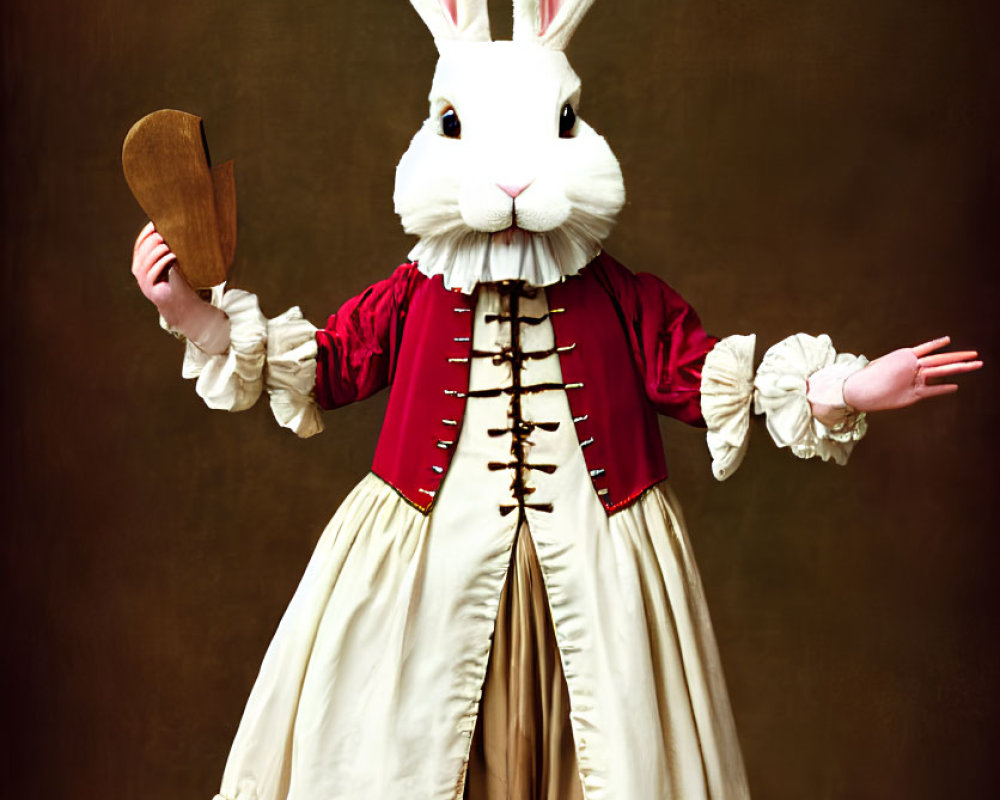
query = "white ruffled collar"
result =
(408, 227, 600, 294)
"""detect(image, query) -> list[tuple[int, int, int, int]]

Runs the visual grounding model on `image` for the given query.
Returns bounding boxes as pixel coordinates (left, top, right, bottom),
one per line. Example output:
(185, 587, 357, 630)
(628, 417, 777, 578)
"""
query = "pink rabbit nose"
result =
(498, 181, 531, 199)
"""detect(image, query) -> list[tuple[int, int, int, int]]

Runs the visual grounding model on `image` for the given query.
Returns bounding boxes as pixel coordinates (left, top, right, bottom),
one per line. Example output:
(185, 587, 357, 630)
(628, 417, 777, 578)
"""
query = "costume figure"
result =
(129, 2, 981, 799)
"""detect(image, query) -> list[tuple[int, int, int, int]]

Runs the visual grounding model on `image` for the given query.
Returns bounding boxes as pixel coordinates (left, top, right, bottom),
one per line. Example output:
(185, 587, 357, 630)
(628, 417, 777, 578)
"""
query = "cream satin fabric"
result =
(213, 286, 750, 800)
(701, 332, 869, 480)
(163, 283, 267, 412)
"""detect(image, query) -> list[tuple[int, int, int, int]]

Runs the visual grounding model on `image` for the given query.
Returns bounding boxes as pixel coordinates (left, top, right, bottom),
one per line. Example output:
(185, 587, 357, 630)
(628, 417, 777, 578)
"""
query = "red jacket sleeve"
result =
(313, 263, 422, 409)
(592, 252, 718, 426)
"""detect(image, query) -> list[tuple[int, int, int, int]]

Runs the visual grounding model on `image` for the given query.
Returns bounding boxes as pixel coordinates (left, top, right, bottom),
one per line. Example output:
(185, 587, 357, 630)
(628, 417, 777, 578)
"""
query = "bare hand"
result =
(131, 221, 200, 323)
(843, 336, 982, 412)
(130, 221, 231, 353)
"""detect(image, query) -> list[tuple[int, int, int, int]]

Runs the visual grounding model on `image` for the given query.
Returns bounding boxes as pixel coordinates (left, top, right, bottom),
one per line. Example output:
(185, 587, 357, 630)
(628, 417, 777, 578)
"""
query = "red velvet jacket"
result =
(314, 252, 717, 514)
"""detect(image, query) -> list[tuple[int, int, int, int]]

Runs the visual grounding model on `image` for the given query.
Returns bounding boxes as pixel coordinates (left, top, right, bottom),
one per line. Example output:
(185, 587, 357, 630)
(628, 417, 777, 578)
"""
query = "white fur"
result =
(513, 0, 598, 50)
(394, 39, 625, 293)
(409, 0, 491, 44)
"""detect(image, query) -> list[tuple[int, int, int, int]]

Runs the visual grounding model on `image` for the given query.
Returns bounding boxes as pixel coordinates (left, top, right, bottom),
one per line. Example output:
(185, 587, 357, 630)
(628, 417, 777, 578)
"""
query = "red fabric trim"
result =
(314, 254, 716, 516)
(370, 274, 475, 512)
(602, 479, 667, 514)
(314, 263, 423, 410)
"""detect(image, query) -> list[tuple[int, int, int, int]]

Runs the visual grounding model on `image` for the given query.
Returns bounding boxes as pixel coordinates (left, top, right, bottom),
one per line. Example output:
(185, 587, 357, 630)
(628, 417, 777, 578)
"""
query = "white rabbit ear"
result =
(512, 0, 596, 50)
(410, 0, 491, 44)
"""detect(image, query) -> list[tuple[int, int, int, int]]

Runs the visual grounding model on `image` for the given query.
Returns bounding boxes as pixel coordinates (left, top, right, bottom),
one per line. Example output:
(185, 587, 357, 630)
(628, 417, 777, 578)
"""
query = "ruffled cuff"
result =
(753, 333, 868, 465)
(701, 334, 756, 481)
(806, 360, 867, 431)
(160, 283, 267, 412)
(266, 307, 324, 438)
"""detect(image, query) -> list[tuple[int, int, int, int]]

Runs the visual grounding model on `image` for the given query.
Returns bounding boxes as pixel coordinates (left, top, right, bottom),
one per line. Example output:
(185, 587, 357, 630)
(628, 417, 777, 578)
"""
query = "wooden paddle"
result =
(123, 109, 236, 289)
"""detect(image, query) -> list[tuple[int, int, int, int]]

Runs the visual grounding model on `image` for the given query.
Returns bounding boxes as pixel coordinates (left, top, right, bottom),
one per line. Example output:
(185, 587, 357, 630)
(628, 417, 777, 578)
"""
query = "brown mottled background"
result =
(2, 1, 998, 798)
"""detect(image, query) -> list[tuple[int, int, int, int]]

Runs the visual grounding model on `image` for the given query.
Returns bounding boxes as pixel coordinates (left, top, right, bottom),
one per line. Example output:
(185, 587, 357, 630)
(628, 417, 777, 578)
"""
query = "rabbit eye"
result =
(559, 104, 577, 138)
(441, 107, 461, 139)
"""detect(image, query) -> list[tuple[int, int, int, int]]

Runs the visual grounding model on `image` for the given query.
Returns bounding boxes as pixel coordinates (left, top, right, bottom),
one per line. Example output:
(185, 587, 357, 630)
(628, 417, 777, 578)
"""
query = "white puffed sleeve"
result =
(701, 332, 870, 479)
(161, 283, 267, 412)
(701, 334, 756, 481)
(265, 307, 324, 438)
(753, 333, 868, 465)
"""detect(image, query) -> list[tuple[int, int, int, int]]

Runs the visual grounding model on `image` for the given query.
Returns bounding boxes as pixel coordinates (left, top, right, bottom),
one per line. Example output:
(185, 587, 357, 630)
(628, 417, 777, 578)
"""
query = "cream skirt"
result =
(211, 473, 749, 800)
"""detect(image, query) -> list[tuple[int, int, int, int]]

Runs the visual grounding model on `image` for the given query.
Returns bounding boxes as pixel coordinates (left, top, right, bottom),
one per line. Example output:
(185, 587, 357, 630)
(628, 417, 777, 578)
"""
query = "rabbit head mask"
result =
(395, 0, 626, 293)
